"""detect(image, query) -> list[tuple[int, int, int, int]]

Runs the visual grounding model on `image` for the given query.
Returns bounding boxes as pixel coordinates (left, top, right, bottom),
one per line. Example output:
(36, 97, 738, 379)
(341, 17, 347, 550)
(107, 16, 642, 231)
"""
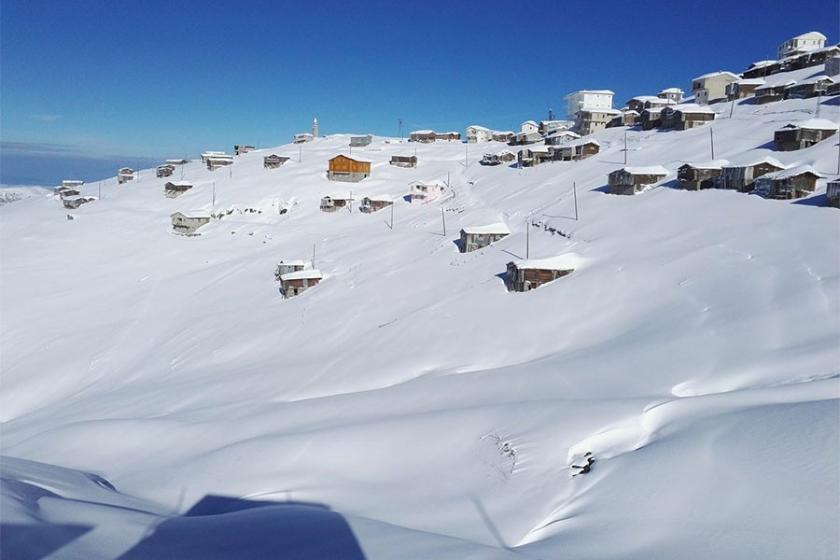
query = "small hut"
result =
(677, 160, 729, 190)
(280, 269, 323, 298)
(206, 154, 234, 170)
(350, 135, 373, 147)
(725, 78, 766, 100)
(639, 107, 663, 130)
(753, 165, 824, 199)
(390, 155, 418, 168)
(360, 195, 393, 213)
(551, 139, 600, 162)
(117, 167, 135, 184)
(156, 164, 175, 178)
(234, 145, 255, 156)
(165, 181, 193, 198)
(480, 150, 517, 166)
(171, 212, 211, 235)
(784, 75, 835, 99)
(327, 155, 371, 182)
(275, 260, 309, 280)
(320, 194, 354, 212)
(773, 119, 839, 151)
(608, 166, 669, 195)
(826, 178, 840, 208)
(409, 130, 436, 143)
(200, 151, 226, 163)
(505, 256, 577, 292)
(518, 145, 552, 167)
(264, 154, 290, 169)
(293, 133, 314, 144)
(459, 223, 511, 253)
(408, 181, 444, 203)
(62, 196, 96, 209)
(755, 81, 795, 104)
(719, 157, 786, 192)
(434, 131, 461, 142)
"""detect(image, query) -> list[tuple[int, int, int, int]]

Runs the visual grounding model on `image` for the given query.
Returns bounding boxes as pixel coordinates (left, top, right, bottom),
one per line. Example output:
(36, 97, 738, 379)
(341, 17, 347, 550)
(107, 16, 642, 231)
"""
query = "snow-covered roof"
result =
(620, 166, 669, 176)
(755, 79, 796, 91)
(724, 155, 786, 169)
(171, 211, 210, 218)
(63, 195, 97, 202)
(736, 78, 766, 86)
(628, 95, 665, 103)
(796, 74, 835, 86)
(659, 87, 684, 93)
(693, 71, 739, 81)
(580, 108, 622, 115)
(362, 195, 394, 202)
(278, 260, 308, 267)
(681, 159, 730, 170)
(410, 130, 435, 135)
(622, 110, 640, 116)
(330, 154, 372, 163)
(280, 269, 323, 281)
(118, 168, 134, 173)
(62, 180, 84, 185)
(783, 118, 839, 131)
(461, 223, 511, 235)
(789, 31, 827, 41)
(322, 194, 355, 201)
(642, 107, 664, 115)
(467, 125, 491, 132)
(566, 89, 615, 97)
(672, 103, 716, 115)
(166, 181, 192, 187)
(748, 60, 779, 69)
(521, 120, 538, 127)
(166, 159, 188, 164)
(206, 155, 234, 161)
(526, 146, 551, 154)
(512, 254, 582, 271)
(496, 149, 515, 156)
(762, 164, 825, 180)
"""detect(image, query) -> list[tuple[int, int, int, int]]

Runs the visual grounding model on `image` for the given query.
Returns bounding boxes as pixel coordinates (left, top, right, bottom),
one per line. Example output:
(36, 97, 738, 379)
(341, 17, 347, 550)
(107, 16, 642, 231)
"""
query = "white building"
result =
(565, 90, 614, 117)
(466, 125, 494, 143)
(692, 71, 739, 105)
(658, 87, 684, 103)
(520, 120, 539, 134)
(778, 31, 827, 59)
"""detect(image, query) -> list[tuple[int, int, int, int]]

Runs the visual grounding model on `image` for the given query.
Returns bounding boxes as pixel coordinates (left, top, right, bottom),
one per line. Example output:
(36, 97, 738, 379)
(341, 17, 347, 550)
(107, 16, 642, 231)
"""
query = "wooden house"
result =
(480, 150, 517, 166)
(390, 155, 418, 168)
(826, 178, 840, 208)
(264, 154, 290, 169)
(539, 120, 573, 135)
(460, 223, 511, 253)
(280, 269, 323, 298)
(206, 154, 234, 170)
(327, 155, 371, 182)
(784, 75, 835, 99)
(575, 108, 622, 135)
(551, 139, 600, 162)
(275, 260, 309, 280)
(518, 145, 552, 167)
(435, 131, 461, 142)
(171, 212, 211, 234)
(626, 96, 675, 113)
(350, 135, 373, 147)
(200, 151, 226, 163)
(774, 119, 839, 151)
(670, 104, 716, 130)
(156, 164, 175, 178)
(826, 82, 840, 96)
(62, 196, 95, 209)
(639, 107, 663, 130)
(293, 133, 314, 143)
(719, 157, 786, 192)
(409, 130, 436, 143)
(360, 195, 393, 213)
(607, 110, 639, 128)
(491, 131, 515, 142)
(608, 166, 669, 195)
(234, 145, 255, 156)
(117, 167, 135, 184)
(726, 78, 766, 100)
(755, 81, 795, 104)
(742, 60, 782, 79)
(543, 130, 581, 145)
(320, 194, 354, 212)
(408, 181, 444, 203)
(677, 160, 729, 190)
(509, 131, 543, 145)
(753, 165, 824, 199)
(164, 181, 193, 198)
(505, 256, 576, 292)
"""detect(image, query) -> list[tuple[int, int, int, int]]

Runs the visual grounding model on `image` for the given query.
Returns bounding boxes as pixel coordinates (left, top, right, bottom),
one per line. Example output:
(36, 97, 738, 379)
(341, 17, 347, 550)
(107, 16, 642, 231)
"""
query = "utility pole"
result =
(441, 206, 447, 236)
(525, 214, 530, 258)
(447, 171, 451, 189)
(623, 132, 628, 165)
(299, 144, 302, 163)
(836, 136, 839, 175)
(349, 190, 353, 213)
(398, 118, 403, 140)
(312, 243, 316, 268)
(573, 181, 579, 221)
(465, 141, 468, 168)
(709, 127, 715, 160)
(212, 181, 216, 209)
(815, 92, 821, 118)
(389, 201, 394, 229)
(729, 99, 735, 119)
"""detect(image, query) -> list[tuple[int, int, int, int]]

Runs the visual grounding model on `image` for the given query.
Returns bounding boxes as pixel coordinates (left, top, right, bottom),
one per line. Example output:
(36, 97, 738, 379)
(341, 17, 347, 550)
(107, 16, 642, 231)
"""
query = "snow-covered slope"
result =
(2, 69, 839, 558)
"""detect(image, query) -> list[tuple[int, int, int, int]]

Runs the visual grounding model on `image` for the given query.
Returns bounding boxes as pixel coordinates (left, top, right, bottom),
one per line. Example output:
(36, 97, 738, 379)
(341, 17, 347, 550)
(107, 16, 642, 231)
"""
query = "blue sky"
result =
(1, 0, 838, 184)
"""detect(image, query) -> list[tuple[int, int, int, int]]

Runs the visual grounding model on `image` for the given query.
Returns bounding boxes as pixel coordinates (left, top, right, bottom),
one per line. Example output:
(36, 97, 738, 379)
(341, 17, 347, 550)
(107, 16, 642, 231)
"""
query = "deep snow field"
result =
(2, 67, 839, 559)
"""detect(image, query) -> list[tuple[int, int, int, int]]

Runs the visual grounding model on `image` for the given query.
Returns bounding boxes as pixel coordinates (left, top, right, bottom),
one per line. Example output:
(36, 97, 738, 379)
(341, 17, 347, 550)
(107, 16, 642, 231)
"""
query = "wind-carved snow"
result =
(1, 65, 839, 559)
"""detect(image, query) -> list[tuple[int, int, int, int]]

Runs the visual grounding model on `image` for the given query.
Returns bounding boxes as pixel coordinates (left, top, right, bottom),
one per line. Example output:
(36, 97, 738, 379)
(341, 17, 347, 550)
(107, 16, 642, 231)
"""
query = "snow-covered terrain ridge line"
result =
(1, 63, 839, 559)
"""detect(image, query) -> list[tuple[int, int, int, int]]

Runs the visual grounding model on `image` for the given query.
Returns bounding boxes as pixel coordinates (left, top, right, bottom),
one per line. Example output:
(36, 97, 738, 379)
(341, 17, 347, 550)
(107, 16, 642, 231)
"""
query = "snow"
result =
(693, 70, 740, 81)
(280, 269, 323, 281)
(672, 103, 717, 114)
(622, 165, 670, 175)
(166, 180, 192, 187)
(681, 159, 730, 170)
(460, 222, 511, 235)
(511, 253, 583, 270)
(763, 164, 825, 180)
(1, 65, 839, 559)
(788, 118, 840, 131)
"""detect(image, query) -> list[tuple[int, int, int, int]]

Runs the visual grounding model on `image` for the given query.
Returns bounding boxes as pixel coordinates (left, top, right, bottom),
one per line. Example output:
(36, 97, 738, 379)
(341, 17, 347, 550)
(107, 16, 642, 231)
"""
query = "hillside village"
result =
(3, 30, 840, 560)
(50, 31, 840, 300)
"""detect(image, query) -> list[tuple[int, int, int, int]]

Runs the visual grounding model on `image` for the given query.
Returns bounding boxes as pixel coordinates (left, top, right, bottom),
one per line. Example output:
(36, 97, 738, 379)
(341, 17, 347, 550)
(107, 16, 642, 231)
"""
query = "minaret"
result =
(312, 117, 319, 138)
